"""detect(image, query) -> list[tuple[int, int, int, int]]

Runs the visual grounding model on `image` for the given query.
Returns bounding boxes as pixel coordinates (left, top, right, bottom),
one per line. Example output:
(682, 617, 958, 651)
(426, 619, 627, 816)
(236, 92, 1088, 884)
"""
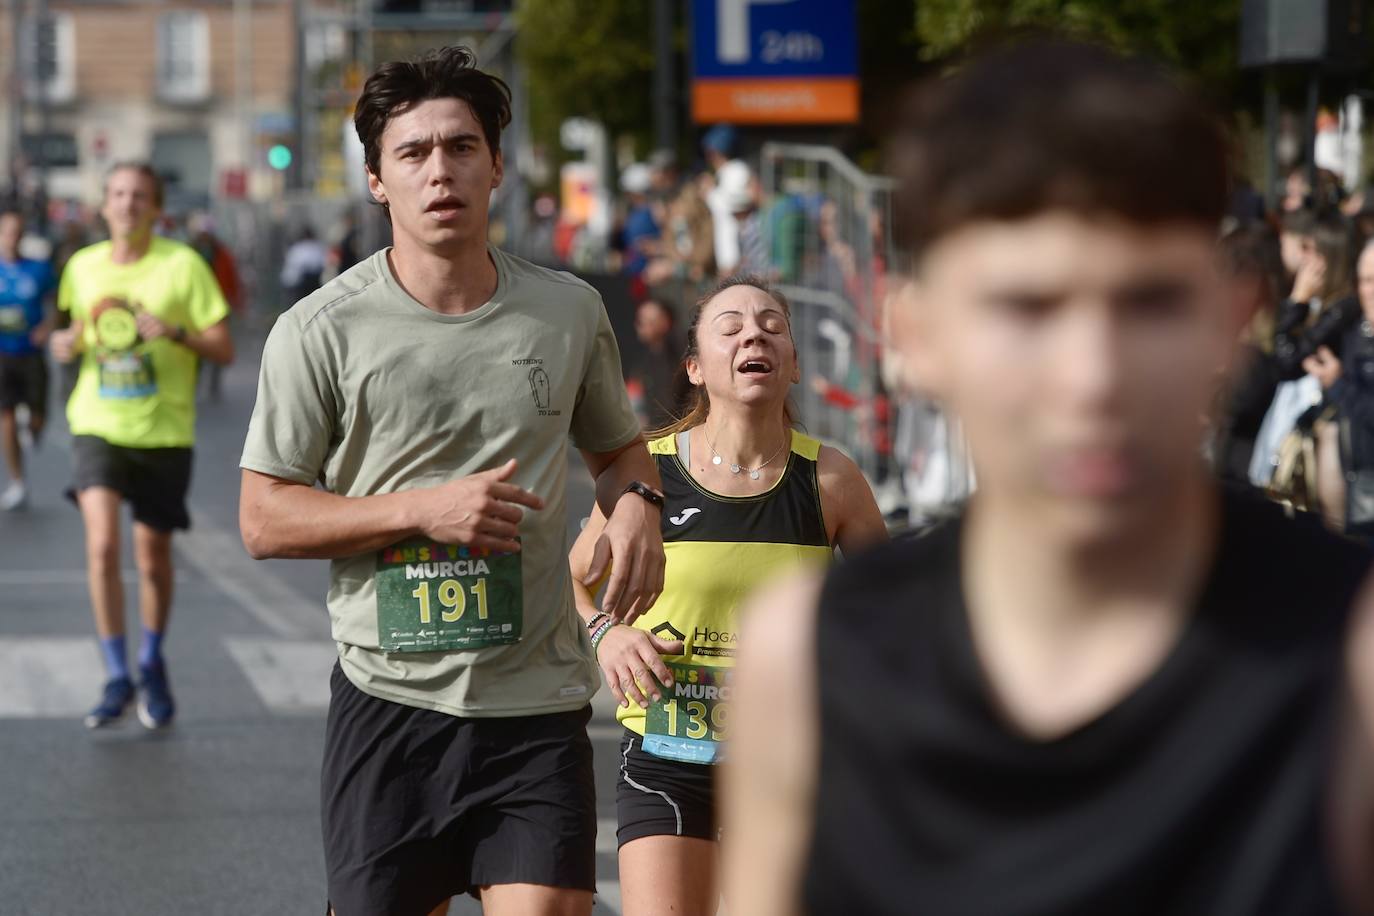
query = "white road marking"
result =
(594, 880, 622, 915)
(224, 638, 337, 712)
(0, 638, 103, 716)
(176, 509, 327, 639)
(0, 569, 135, 586)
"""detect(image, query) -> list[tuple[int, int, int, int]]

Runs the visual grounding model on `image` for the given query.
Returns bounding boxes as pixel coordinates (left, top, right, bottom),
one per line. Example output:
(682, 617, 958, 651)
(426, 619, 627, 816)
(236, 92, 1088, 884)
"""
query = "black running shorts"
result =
(0, 352, 48, 416)
(67, 434, 192, 531)
(615, 729, 717, 847)
(322, 663, 597, 916)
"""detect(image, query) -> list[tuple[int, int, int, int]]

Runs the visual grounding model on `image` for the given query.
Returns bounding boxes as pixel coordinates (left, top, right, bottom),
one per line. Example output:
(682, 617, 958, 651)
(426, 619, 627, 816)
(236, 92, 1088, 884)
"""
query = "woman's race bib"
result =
(644, 661, 731, 765)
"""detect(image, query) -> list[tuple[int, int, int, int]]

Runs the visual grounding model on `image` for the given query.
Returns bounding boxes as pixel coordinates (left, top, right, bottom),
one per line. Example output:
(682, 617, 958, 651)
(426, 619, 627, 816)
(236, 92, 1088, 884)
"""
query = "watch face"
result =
(93, 303, 139, 350)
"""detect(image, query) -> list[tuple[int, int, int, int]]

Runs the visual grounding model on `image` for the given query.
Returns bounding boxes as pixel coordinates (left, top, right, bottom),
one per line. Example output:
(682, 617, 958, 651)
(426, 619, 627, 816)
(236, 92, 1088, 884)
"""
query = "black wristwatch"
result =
(622, 480, 665, 510)
(172, 325, 188, 344)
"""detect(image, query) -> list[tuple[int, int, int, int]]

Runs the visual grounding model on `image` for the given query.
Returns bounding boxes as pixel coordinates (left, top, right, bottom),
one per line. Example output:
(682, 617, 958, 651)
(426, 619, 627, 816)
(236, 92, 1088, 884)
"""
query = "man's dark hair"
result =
(104, 161, 165, 209)
(353, 45, 512, 180)
(889, 39, 1231, 261)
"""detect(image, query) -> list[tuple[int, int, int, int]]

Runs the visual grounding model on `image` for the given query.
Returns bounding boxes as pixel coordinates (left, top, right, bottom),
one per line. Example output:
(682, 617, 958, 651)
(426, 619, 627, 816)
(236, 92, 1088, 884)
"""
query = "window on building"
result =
(157, 11, 210, 104)
(18, 13, 76, 104)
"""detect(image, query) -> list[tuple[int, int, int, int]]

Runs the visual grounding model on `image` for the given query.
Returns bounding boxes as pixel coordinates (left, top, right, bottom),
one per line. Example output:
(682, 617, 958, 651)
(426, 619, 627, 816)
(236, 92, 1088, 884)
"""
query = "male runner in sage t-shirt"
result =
(239, 46, 665, 916)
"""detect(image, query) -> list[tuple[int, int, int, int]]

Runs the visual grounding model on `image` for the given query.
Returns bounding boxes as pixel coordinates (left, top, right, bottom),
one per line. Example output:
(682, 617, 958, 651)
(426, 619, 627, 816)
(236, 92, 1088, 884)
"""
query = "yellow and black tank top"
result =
(618, 428, 833, 764)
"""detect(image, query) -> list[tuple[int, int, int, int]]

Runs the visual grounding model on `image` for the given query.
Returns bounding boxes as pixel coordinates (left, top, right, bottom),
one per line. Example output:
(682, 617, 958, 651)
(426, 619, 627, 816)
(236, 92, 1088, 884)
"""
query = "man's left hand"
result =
(582, 492, 665, 624)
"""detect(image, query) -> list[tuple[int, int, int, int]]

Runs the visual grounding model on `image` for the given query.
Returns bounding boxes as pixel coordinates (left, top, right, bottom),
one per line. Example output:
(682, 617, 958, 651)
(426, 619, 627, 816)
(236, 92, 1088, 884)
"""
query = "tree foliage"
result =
(516, 0, 657, 165)
(913, 0, 1243, 99)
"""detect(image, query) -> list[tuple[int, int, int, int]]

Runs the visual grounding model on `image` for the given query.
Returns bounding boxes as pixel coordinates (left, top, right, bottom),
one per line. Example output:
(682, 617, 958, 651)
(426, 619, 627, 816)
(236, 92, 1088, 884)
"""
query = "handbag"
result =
(1267, 405, 1338, 516)
(1339, 412, 1374, 530)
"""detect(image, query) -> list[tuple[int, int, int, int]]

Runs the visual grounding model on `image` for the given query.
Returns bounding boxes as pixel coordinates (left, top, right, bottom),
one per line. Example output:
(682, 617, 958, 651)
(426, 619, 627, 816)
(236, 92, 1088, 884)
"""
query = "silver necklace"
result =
(703, 426, 788, 480)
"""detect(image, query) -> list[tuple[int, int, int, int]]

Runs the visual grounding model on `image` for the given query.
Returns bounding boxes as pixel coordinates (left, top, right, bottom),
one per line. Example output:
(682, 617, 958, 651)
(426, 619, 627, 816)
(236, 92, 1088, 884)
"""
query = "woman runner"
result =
(569, 276, 888, 916)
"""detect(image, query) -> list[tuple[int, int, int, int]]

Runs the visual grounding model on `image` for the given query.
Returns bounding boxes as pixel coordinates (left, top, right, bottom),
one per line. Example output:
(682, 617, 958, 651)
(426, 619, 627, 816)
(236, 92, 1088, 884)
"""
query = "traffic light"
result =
(268, 144, 293, 171)
(34, 16, 57, 84)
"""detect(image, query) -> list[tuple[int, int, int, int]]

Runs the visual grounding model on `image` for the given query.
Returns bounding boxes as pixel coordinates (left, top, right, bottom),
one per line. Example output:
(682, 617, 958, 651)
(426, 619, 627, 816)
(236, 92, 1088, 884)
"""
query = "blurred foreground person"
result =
(722, 40, 1374, 916)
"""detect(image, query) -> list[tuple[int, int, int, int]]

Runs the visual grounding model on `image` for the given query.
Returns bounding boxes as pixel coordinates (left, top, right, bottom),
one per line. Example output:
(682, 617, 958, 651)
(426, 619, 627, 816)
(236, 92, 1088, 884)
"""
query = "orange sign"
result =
(692, 77, 859, 124)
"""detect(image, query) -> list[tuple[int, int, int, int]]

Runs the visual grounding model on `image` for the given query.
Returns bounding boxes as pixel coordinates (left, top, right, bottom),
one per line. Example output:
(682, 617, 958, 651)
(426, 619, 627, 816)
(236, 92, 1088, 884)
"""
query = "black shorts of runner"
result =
(0, 352, 48, 417)
(616, 729, 717, 847)
(322, 663, 597, 916)
(66, 434, 192, 531)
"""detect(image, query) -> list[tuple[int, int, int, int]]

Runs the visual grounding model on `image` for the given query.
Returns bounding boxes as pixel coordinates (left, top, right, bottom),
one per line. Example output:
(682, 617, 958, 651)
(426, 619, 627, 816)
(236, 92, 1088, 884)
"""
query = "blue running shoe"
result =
(84, 676, 134, 729)
(137, 664, 176, 730)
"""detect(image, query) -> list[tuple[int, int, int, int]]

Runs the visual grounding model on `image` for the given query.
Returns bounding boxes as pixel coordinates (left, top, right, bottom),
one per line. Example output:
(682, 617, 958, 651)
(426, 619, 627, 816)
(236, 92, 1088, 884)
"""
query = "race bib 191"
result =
(643, 662, 731, 765)
(375, 538, 523, 652)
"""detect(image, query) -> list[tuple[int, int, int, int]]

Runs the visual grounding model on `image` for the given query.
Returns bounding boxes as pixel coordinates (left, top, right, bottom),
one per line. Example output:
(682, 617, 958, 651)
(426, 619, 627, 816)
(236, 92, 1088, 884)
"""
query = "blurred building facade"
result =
(2, 0, 296, 210)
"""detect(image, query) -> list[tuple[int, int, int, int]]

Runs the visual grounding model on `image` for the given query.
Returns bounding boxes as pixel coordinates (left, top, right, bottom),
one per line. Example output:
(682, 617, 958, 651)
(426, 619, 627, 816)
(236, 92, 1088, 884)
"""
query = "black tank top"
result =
(805, 488, 1371, 915)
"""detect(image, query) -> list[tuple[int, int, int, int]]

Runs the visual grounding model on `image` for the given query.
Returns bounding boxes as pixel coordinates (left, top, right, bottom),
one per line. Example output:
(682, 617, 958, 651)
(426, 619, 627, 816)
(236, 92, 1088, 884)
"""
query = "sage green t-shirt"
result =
(240, 246, 641, 717)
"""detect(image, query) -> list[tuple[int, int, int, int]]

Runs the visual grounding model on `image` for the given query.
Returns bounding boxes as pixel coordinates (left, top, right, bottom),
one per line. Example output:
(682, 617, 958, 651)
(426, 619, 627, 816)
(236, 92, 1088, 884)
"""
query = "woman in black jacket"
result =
(1306, 236, 1374, 537)
(1273, 212, 1360, 380)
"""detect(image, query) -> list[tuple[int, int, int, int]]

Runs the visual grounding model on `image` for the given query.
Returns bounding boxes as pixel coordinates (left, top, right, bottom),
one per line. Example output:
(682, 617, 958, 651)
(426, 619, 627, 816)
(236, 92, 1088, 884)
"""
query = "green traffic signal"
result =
(268, 144, 293, 171)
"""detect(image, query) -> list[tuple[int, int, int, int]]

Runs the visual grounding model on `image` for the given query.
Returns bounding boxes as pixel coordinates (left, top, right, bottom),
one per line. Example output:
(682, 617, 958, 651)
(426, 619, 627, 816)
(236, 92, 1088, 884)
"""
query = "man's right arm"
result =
(240, 470, 421, 560)
(240, 460, 544, 561)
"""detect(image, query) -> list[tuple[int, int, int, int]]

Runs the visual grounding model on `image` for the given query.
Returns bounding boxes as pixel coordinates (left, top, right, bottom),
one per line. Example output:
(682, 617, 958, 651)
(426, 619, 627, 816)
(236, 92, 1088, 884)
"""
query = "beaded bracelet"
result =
(585, 612, 609, 632)
(589, 618, 616, 655)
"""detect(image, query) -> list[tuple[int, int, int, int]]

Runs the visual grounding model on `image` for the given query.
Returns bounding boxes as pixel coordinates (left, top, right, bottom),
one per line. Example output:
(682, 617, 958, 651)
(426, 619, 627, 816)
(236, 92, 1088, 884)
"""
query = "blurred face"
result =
(687, 285, 800, 416)
(1279, 230, 1311, 275)
(0, 214, 22, 260)
(101, 168, 161, 241)
(896, 212, 1232, 543)
(1358, 244, 1374, 323)
(368, 97, 503, 253)
(1283, 172, 1309, 212)
(635, 301, 672, 346)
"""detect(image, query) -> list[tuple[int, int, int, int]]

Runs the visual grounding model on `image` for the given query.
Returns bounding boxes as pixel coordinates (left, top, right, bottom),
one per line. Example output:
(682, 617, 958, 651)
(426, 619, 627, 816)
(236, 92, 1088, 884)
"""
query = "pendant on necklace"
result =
(712, 455, 722, 465)
(749, 469, 761, 480)
(730, 463, 741, 474)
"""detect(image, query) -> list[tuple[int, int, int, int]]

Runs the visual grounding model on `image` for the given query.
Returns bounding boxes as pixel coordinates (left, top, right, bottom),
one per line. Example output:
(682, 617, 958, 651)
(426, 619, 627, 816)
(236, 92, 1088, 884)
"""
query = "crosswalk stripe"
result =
(595, 879, 622, 915)
(0, 637, 103, 717)
(0, 569, 135, 585)
(178, 510, 326, 640)
(223, 638, 338, 712)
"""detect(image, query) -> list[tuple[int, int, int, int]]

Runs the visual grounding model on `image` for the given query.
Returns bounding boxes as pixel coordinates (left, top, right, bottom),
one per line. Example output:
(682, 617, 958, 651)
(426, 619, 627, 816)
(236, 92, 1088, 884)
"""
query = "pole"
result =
(7, 0, 24, 199)
(1263, 67, 1278, 211)
(33, 0, 48, 230)
(234, 0, 253, 176)
(1304, 66, 1319, 205)
(291, 0, 306, 192)
(652, 0, 676, 156)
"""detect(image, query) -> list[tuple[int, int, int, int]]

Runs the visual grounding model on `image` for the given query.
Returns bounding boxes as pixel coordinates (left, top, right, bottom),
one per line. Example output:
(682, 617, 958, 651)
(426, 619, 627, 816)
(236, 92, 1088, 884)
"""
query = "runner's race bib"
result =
(375, 537, 523, 652)
(93, 301, 158, 399)
(0, 307, 27, 334)
(644, 662, 730, 765)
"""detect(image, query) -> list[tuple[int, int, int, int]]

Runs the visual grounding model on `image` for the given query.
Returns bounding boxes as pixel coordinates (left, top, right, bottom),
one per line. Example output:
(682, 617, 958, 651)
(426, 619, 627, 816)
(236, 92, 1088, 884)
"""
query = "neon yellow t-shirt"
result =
(58, 237, 229, 448)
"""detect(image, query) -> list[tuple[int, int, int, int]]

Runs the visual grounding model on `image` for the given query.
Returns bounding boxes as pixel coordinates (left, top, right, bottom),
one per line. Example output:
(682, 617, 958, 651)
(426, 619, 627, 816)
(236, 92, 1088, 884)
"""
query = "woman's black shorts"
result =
(615, 728, 718, 847)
